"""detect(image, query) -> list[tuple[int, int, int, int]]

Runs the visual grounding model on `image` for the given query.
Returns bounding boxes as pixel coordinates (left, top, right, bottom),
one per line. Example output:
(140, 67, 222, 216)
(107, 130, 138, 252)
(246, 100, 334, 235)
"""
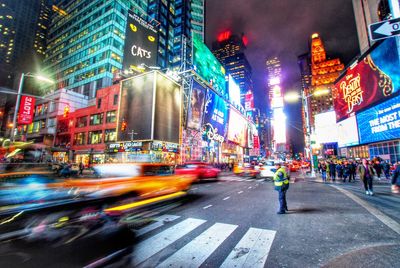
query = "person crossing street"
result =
(273, 163, 290, 214)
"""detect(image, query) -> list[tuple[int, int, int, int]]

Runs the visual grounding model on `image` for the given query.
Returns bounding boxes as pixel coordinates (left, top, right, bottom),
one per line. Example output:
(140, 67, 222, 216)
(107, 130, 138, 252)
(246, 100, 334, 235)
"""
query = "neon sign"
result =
(203, 123, 224, 143)
(340, 73, 362, 113)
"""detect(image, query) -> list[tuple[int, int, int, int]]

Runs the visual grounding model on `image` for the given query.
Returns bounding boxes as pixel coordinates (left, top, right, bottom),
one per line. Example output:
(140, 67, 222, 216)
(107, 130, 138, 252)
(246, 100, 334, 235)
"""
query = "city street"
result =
(2, 172, 398, 268)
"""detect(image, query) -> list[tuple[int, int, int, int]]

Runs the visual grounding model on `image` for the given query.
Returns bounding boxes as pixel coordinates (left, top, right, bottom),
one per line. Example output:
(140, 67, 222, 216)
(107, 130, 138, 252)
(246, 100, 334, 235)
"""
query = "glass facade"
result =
(43, 0, 148, 98)
(368, 140, 400, 164)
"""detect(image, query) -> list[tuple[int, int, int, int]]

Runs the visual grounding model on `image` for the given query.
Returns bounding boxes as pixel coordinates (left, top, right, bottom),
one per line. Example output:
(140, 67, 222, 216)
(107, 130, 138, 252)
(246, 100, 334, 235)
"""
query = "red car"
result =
(175, 162, 221, 181)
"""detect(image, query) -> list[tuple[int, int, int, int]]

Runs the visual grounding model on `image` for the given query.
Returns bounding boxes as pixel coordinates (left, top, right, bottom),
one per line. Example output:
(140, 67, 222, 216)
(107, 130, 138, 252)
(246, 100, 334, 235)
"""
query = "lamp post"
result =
(10, 73, 54, 142)
(284, 88, 330, 178)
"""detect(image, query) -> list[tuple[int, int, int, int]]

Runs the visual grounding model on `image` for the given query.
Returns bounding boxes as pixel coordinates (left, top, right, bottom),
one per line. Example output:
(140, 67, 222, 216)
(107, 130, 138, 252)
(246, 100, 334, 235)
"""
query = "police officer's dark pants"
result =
(278, 188, 287, 212)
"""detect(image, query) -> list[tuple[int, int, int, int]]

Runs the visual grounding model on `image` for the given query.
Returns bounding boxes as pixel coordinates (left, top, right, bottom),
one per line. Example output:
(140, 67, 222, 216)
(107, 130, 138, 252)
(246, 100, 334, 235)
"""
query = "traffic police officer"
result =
(273, 163, 289, 214)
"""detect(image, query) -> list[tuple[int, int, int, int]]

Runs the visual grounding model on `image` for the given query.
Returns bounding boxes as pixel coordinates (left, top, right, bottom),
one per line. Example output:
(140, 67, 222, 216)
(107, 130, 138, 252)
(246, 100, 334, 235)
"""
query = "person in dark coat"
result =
(336, 163, 343, 181)
(358, 159, 376, 195)
(329, 161, 336, 181)
(348, 161, 356, 182)
(383, 161, 391, 180)
(373, 160, 382, 179)
(342, 162, 350, 182)
(391, 162, 400, 193)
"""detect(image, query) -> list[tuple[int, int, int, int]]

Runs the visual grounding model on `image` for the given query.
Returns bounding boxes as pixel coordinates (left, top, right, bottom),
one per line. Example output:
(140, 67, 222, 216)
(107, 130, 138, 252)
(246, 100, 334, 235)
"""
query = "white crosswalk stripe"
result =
(157, 223, 237, 268)
(133, 218, 206, 266)
(220, 228, 276, 268)
(133, 215, 277, 267)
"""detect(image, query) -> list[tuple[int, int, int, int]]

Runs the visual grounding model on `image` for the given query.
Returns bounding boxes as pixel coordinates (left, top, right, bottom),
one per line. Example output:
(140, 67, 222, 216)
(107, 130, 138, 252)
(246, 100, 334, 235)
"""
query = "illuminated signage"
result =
(18, 96, 36, 125)
(203, 89, 228, 137)
(151, 141, 180, 152)
(187, 80, 206, 130)
(228, 75, 241, 107)
(203, 123, 225, 143)
(315, 111, 338, 143)
(334, 38, 400, 121)
(357, 94, 400, 144)
(273, 108, 286, 144)
(337, 116, 359, 147)
(122, 11, 158, 71)
(245, 91, 254, 110)
(271, 97, 284, 108)
(107, 141, 143, 152)
(227, 109, 248, 147)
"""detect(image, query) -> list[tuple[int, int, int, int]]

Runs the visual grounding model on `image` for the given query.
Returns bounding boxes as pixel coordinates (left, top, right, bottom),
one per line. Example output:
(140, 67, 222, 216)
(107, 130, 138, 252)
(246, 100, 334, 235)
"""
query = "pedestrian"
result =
(326, 162, 331, 181)
(383, 160, 391, 180)
(348, 161, 356, 182)
(391, 162, 400, 193)
(273, 163, 289, 214)
(321, 161, 327, 182)
(373, 160, 382, 180)
(342, 162, 350, 182)
(357, 159, 376, 195)
(329, 161, 336, 181)
(336, 162, 343, 181)
(79, 161, 85, 175)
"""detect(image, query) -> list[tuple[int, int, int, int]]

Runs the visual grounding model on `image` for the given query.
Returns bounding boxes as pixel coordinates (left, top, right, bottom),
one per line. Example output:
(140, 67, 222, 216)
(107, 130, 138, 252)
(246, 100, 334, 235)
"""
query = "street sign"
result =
(369, 17, 400, 41)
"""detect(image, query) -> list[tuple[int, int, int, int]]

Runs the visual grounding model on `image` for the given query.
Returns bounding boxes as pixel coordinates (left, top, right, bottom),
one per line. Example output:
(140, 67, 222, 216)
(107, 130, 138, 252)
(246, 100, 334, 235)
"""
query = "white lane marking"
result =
(248, 186, 252, 189)
(157, 223, 238, 268)
(238, 191, 243, 194)
(133, 218, 206, 266)
(203, 205, 213, 209)
(206, 185, 211, 187)
(223, 196, 231, 200)
(136, 215, 181, 237)
(220, 227, 276, 268)
(246, 179, 253, 182)
(192, 187, 198, 190)
(331, 185, 400, 235)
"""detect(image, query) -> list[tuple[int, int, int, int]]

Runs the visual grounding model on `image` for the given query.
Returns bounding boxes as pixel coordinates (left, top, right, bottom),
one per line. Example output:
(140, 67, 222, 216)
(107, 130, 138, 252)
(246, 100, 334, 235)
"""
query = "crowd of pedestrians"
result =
(316, 158, 400, 194)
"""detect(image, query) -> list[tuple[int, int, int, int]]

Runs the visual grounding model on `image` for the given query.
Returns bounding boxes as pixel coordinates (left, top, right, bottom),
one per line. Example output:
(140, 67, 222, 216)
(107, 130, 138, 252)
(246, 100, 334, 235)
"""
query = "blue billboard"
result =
(203, 89, 228, 138)
(357, 94, 400, 144)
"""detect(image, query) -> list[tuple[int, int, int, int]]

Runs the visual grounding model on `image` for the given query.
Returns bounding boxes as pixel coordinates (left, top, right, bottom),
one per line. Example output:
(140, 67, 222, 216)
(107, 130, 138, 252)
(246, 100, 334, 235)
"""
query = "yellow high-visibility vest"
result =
(273, 167, 289, 186)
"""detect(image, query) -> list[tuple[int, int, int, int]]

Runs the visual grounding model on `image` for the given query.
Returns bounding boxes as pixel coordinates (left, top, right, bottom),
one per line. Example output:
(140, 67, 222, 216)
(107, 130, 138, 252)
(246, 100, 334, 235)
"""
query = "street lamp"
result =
(10, 73, 54, 142)
(284, 88, 331, 177)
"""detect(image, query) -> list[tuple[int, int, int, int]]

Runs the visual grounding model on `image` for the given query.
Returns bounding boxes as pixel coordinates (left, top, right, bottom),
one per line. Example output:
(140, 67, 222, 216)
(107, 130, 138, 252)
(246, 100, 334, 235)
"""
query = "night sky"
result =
(206, 0, 360, 153)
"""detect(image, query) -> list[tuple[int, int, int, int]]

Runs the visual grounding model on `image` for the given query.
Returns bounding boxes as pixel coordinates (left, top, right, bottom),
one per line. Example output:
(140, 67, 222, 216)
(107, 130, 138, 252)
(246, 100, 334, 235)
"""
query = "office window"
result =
(76, 116, 87, 127)
(104, 129, 116, 142)
(113, 94, 118, 105)
(74, 132, 86, 145)
(97, 98, 102, 108)
(106, 110, 117, 123)
(90, 113, 103, 125)
(88, 130, 102, 144)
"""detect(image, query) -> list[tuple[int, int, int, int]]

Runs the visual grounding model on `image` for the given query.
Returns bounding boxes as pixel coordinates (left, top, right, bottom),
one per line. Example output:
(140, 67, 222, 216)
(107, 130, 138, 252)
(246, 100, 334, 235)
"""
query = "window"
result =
(90, 113, 103, 125)
(104, 129, 116, 142)
(76, 116, 87, 127)
(88, 130, 102, 144)
(113, 94, 118, 105)
(97, 98, 102, 109)
(106, 110, 117, 123)
(47, 118, 56, 127)
(73, 132, 86, 145)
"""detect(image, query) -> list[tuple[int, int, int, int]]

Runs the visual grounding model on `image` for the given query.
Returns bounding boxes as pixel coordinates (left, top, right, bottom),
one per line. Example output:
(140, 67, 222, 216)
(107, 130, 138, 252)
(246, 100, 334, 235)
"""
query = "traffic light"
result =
(121, 118, 127, 131)
(63, 106, 70, 118)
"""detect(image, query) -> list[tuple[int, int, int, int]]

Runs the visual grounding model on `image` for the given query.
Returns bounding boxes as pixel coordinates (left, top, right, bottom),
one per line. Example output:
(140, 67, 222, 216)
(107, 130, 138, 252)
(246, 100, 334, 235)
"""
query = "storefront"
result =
(74, 150, 106, 166)
(339, 145, 369, 160)
(221, 142, 244, 164)
(181, 129, 203, 162)
(52, 151, 68, 163)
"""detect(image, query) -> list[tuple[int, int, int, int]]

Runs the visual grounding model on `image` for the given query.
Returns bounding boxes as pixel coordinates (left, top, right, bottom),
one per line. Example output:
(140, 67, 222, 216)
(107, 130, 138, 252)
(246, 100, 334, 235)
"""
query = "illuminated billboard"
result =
(333, 38, 400, 121)
(193, 36, 227, 97)
(122, 11, 158, 71)
(187, 80, 206, 130)
(227, 108, 247, 147)
(357, 94, 400, 144)
(315, 111, 338, 144)
(118, 72, 181, 143)
(203, 89, 228, 138)
(337, 116, 359, 147)
(273, 108, 286, 144)
(245, 91, 255, 110)
(228, 75, 241, 107)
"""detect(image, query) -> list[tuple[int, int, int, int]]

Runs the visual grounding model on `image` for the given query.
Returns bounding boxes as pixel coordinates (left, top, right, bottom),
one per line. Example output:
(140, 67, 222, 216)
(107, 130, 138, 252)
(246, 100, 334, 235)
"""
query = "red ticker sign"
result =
(18, 95, 35, 125)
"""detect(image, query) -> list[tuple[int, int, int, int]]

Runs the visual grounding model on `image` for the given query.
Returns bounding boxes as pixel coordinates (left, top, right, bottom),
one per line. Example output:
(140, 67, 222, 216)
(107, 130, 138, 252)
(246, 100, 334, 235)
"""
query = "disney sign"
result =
(203, 123, 224, 143)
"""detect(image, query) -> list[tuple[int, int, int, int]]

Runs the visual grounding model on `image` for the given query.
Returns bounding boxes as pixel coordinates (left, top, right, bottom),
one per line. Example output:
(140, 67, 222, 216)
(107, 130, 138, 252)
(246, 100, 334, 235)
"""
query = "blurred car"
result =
(288, 163, 300, 172)
(259, 160, 291, 179)
(175, 162, 220, 181)
(233, 164, 260, 178)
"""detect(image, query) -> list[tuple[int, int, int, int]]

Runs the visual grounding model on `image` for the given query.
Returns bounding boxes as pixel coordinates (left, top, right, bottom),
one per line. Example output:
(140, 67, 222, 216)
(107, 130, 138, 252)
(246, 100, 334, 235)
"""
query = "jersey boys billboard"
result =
(122, 11, 158, 71)
(357, 94, 400, 144)
(333, 38, 400, 121)
(203, 89, 228, 139)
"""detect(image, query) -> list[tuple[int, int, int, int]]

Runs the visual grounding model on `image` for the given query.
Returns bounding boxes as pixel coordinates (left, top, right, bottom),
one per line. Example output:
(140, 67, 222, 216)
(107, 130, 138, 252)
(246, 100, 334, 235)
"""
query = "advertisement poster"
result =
(18, 95, 36, 125)
(193, 36, 227, 97)
(333, 38, 400, 121)
(315, 111, 338, 143)
(227, 109, 248, 147)
(203, 89, 228, 138)
(357, 94, 400, 144)
(122, 11, 158, 71)
(228, 75, 241, 107)
(187, 80, 206, 130)
(337, 115, 359, 147)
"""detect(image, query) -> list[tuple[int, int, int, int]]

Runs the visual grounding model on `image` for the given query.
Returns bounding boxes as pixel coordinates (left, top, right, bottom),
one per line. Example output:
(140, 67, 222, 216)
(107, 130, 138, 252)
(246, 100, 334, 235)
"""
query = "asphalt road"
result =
(1, 172, 399, 267)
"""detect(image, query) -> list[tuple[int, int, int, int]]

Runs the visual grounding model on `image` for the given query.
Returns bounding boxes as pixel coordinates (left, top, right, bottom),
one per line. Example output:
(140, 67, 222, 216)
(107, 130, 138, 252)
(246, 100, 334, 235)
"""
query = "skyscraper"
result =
(297, 52, 312, 140)
(212, 32, 253, 103)
(43, 0, 148, 98)
(266, 57, 281, 101)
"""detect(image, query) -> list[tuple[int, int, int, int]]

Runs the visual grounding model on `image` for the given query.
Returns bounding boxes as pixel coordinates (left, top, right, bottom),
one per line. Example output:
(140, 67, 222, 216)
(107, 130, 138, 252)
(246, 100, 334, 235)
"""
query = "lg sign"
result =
(18, 95, 36, 125)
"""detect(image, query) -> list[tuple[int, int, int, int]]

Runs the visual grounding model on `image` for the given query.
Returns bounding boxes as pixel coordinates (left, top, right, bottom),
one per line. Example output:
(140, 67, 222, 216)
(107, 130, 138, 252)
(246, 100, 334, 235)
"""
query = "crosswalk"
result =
(130, 214, 277, 268)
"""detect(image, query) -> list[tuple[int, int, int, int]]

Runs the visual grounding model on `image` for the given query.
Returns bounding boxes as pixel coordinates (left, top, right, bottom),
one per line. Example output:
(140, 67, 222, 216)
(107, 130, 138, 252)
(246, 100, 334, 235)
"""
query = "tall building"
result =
(191, 0, 206, 41)
(266, 57, 281, 101)
(0, 0, 52, 87)
(43, 0, 148, 98)
(310, 33, 344, 127)
(212, 32, 253, 102)
(297, 52, 312, 141)
(352, 0, 391, 53)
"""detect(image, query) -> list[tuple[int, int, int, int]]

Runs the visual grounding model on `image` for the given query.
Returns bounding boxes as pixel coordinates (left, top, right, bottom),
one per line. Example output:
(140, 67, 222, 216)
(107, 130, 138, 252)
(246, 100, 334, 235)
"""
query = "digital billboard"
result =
(122, 11, 158, 71)
(273, 108, 286, 144)
(228, 75, 241, 107)
(227, 108, 247, 147)
(18, 96, 36, 125)
(193, 36, 227, 97)
(187, 79, 206, 130)
(315, 111, 338, 144)
(333, 38, 400, 121)
(357, 94, 400, 144)
(118, 72, 181, 143)
(337, 115, 359, 147)
(203, 89, 228, 138)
